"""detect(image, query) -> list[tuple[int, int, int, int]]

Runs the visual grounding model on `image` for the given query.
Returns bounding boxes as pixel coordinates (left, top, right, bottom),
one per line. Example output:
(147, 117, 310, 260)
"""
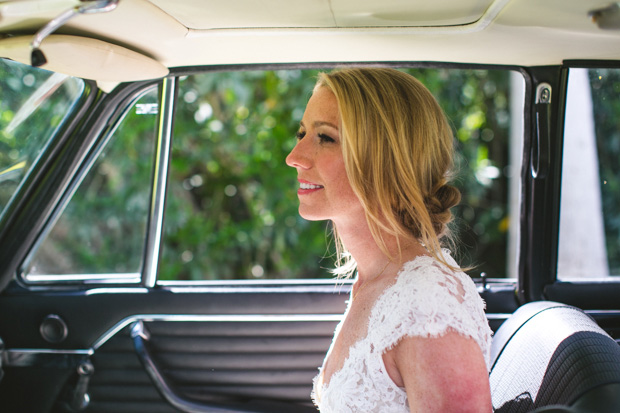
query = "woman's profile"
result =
(286, 67, 493, 412)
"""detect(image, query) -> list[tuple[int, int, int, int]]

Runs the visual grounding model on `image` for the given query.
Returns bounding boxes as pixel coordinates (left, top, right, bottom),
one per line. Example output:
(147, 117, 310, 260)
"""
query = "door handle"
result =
(130, 321, 264, 413)
(531, 83, 552, 179)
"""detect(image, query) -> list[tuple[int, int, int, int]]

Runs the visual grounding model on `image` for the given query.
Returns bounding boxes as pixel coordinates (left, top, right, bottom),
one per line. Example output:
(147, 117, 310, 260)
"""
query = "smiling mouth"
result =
(300, 182, 323, 190)
(297, 181, 324, 194)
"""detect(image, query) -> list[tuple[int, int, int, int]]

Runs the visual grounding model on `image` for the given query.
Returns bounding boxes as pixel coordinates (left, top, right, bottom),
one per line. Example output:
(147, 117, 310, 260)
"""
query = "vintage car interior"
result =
(1, 0, 620, 412)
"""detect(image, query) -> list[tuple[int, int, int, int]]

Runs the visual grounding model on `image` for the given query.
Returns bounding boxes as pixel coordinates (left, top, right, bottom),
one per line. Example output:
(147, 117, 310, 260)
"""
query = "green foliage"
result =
(403, 68, 511, 275)
(0, 59, 84, 217)
(161, 70, 333, 280)
(5, 61, 516, 281)
(10, 63, 620, 282)
(25, 89, 158, 275)
(160, 68, 512, 280)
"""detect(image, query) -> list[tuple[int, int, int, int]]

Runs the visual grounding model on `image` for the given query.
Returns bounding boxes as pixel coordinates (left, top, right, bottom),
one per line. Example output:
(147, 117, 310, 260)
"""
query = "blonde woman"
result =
(286, 68, 492, 412)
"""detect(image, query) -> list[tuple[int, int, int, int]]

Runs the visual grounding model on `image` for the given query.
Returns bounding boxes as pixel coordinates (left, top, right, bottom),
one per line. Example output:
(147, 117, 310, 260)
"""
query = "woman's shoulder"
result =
(368, 253, 492, 363)
(393, 252, 475, 295)
(370, 253, 475, 329)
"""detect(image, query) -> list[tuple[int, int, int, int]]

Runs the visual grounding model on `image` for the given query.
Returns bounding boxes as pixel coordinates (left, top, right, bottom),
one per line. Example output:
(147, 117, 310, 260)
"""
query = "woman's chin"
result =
(298, 208, 327, 222)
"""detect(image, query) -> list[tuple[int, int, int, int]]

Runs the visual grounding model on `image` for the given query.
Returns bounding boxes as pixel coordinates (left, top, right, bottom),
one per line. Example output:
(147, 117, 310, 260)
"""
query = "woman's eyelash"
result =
(318, 133, 335, 143)
(295, 131, 334, 143)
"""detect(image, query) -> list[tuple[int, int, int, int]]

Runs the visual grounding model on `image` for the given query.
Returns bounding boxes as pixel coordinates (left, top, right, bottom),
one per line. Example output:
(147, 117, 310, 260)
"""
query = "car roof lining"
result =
(1, 0, 620, 84)
(150, 0, 500, 30)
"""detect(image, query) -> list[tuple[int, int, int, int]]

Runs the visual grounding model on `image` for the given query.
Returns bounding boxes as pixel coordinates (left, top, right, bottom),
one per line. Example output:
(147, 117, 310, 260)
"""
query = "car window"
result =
(0, 58, 84, 221)
(22, 87, 159, 282)
(558, 68, 620, 279)
(161, 68, 523, 281)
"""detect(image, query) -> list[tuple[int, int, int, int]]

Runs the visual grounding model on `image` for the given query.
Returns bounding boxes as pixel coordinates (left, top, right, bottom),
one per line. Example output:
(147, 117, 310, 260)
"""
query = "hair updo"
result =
(399, 183, 461, 240)
(315, 67, 462, 274)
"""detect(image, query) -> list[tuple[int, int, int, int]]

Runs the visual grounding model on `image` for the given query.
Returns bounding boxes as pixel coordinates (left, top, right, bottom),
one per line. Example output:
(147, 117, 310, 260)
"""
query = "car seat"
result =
(489, 301, 620, 413)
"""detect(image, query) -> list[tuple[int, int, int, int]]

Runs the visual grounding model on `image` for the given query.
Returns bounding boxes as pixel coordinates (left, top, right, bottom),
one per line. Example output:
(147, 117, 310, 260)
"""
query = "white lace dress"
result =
(312, 254, 492, 412)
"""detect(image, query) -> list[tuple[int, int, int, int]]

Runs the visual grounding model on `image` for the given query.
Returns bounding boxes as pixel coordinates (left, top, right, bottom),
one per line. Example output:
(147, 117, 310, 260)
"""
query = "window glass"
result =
(163, 68, 521, 281)
(558, 68, 620, 279)
(23, 88, 159, 281)
(0, 58, 84, 220)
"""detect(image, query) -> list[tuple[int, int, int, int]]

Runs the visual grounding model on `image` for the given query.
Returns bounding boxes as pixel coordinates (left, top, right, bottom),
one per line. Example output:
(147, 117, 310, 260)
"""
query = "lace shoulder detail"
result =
(367, 254, 492, 369)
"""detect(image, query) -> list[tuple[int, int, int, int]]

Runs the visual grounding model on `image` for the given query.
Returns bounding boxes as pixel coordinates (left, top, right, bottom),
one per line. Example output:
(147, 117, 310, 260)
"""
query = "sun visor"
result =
(0, 34, 169, 82)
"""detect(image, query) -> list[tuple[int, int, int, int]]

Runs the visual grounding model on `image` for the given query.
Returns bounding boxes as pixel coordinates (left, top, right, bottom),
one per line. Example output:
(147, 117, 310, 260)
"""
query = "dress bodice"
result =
(312, 253, 492, 412)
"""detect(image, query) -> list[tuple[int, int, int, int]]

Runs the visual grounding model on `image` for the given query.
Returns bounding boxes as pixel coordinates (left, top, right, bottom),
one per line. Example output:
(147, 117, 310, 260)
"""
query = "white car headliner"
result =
(0, 0, 619, 83)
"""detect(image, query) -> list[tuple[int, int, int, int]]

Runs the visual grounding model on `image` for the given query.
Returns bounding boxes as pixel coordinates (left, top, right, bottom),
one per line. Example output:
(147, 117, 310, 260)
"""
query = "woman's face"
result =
(286, 87, 363, 224)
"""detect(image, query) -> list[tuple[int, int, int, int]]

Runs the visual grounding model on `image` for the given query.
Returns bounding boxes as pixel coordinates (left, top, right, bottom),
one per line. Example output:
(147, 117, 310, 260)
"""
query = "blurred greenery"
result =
(3, 60, 521, 281)
(161, 70, 331, 280)
(159, 68, 513, 280)
(25, 89, 158, 275)
(0, 59, 83, 218)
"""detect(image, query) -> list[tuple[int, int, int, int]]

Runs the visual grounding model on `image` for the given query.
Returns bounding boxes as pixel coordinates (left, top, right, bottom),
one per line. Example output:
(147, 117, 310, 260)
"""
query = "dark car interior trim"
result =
(518, 66, 568, 303)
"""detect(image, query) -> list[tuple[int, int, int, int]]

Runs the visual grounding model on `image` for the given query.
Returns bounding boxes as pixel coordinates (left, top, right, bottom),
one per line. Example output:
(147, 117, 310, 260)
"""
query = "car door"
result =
(0, 61, 521, 413)
(538, 63, 620, 339)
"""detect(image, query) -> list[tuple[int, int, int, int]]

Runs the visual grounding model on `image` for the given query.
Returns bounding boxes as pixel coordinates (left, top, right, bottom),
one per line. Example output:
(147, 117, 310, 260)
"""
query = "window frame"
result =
(5, 79, 163, 289)
(158, 62, 525, 286)
(19, 83, 162, 285)
(540, 61, 620, 310)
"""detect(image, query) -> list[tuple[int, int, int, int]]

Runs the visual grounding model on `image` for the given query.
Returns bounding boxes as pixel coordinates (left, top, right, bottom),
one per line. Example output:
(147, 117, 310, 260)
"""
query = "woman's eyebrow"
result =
(315, 121, 339, 130)
(299, 120, 338, 130)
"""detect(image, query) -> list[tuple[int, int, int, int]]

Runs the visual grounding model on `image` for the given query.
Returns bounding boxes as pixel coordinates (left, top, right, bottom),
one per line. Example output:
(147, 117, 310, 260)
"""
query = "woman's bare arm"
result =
(384, 330, 492, 412)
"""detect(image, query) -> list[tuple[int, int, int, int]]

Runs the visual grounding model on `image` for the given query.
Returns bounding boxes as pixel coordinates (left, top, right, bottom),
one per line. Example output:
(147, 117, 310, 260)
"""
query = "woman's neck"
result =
(334, 218, 426, 282)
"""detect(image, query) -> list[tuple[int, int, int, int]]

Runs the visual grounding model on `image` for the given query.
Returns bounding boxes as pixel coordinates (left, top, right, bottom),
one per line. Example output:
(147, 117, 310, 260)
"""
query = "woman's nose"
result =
(286, 140, 310, 169)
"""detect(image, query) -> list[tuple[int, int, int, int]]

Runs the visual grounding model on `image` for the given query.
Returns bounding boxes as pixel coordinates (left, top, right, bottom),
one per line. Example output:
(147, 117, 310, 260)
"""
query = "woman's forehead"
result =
(303, 87, 340, 126)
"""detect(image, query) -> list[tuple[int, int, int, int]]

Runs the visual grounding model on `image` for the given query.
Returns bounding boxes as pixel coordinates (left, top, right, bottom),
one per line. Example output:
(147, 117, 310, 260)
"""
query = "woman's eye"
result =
(295, 131, 306, 140)
(318, 133, 335, 143)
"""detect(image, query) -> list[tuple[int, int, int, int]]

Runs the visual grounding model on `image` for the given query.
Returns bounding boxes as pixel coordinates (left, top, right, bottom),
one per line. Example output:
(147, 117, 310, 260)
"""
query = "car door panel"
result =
(0, 286, 346, 412)
(0, 283, 518, 412)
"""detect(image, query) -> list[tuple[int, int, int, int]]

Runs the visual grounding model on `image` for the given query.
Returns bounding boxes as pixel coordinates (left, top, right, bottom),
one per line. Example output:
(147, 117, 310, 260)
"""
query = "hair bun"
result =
(425, 184, 461, 236)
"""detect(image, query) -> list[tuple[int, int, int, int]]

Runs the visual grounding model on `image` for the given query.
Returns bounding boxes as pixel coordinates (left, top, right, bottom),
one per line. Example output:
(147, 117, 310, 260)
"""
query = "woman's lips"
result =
(298, 180, 324, 195)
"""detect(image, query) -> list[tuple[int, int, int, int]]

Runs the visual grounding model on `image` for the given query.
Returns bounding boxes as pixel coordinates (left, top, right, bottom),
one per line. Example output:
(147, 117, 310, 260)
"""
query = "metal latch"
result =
(58, 359, 95, 412)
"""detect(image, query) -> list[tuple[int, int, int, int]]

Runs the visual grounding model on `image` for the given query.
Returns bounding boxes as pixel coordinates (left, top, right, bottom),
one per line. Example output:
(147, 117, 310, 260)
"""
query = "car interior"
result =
(1, 0, 620, 412)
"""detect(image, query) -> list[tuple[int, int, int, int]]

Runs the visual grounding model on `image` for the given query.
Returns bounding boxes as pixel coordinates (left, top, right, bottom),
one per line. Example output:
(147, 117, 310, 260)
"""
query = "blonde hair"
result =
(315, 68, 461, 276)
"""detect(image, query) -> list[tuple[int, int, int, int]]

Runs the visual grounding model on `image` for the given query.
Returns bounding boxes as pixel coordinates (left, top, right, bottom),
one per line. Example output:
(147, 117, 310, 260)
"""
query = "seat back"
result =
(490, 301, 620, 413)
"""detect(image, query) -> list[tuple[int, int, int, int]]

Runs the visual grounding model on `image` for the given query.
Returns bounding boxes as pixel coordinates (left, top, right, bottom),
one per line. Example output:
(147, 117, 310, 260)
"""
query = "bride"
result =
(286, 67, 493, 412)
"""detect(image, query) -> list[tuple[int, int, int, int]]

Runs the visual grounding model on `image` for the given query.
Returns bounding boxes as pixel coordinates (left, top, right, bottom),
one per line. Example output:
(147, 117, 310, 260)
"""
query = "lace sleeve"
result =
(367, 256, 492, 369)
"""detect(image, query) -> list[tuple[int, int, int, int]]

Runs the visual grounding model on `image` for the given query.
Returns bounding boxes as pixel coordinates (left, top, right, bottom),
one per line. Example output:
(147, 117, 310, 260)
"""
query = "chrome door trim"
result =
(4, 348, 92, 368)
(143, 76, 175, 288)
(486, 314, 512, 321)
(91, 313, 344, 350)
